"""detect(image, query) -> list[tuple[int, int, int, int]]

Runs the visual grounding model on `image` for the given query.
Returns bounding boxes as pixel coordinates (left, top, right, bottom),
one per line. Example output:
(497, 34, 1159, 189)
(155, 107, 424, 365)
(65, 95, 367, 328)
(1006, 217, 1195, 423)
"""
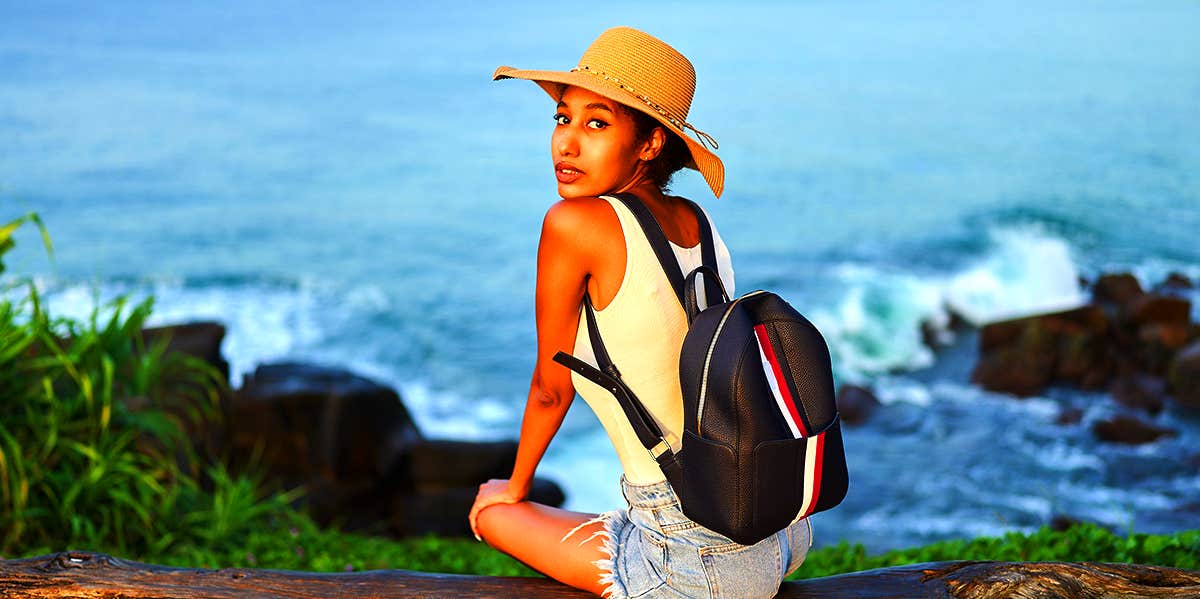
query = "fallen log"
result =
(1, 551, 1198, 598)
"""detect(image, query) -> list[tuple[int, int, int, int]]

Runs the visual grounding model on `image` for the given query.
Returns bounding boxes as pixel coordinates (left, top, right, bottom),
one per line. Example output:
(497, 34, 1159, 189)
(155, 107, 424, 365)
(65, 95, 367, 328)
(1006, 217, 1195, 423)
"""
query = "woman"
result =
(469, 27, 812, 598)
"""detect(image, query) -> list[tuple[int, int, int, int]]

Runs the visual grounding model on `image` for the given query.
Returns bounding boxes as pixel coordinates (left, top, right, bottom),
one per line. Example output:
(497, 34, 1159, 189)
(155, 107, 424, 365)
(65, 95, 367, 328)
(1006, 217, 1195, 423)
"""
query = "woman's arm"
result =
(469, 198, 610, 534)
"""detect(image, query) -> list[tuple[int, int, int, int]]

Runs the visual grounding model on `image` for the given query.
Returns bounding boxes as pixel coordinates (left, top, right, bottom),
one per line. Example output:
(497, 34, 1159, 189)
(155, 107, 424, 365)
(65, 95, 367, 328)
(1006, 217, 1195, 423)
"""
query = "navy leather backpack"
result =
(554, 193, 848, 545)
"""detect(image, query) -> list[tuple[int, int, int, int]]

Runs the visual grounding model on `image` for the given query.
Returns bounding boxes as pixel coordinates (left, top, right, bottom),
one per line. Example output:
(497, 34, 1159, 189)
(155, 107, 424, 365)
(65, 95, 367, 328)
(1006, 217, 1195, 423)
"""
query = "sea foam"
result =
(813, 225, 1085, 382)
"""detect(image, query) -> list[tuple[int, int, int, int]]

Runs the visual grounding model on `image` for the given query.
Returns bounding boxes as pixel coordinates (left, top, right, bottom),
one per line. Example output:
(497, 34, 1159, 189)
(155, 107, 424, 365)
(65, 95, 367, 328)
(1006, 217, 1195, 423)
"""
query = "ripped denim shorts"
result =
(563, 476, 813, 599)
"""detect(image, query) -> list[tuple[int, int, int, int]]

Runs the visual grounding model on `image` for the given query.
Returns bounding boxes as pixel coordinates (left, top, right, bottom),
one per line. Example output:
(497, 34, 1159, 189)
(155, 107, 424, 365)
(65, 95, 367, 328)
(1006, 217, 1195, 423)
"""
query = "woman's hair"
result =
(622, 105, 691, 192)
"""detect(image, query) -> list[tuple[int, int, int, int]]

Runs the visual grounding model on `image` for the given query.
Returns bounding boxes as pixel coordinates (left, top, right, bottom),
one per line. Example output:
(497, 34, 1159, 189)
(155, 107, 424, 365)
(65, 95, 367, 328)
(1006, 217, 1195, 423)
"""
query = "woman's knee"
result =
(473, 501, 506, 542)
(474, 499, 533, 544)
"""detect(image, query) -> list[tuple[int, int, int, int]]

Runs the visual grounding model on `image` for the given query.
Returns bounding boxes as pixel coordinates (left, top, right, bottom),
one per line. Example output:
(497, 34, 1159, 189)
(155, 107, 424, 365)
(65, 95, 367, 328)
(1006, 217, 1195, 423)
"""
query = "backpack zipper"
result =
(696, 290, 766, 431)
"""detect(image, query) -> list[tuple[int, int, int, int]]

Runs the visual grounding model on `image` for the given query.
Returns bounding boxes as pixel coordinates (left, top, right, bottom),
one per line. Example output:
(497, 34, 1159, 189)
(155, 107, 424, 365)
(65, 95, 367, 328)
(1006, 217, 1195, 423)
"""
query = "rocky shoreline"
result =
(146, 271, 1196, 540)
(974, 271, 1196, 446)
(139, 325, 564, 540)
(836, 271, 1197, 443)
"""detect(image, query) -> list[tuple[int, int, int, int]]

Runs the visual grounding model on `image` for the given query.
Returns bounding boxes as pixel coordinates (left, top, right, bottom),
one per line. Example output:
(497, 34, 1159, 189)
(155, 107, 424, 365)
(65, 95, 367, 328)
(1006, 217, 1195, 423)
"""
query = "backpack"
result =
(553, 193, 848, 545)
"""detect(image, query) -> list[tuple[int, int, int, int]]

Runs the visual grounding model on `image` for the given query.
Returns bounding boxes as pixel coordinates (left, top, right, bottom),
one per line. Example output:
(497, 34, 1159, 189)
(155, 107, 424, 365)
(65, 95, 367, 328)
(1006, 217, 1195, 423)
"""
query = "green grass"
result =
(218, 522, 1200, 576)
(21, 517, 1193, 578)
(792, 524, 1199, 579)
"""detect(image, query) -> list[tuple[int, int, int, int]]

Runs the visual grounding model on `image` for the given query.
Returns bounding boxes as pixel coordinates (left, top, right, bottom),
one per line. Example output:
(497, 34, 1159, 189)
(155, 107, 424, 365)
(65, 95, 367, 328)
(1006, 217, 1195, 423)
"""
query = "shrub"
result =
(0, 213, 297, 559)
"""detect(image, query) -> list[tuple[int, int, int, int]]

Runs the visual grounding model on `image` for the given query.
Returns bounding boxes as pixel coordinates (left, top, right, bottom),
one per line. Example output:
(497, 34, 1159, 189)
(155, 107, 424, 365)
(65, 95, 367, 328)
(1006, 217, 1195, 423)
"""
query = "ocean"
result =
(2, 0, 1198, 552)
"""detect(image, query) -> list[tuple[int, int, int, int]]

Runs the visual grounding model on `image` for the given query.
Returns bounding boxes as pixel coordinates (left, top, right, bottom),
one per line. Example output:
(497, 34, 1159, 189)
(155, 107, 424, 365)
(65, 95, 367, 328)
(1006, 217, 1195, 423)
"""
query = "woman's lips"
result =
(555, 162, 583, 184)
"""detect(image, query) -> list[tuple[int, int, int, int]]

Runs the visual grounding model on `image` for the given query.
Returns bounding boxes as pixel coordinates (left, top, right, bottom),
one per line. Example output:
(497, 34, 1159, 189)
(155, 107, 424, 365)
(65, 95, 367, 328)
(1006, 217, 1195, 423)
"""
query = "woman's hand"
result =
(469, 478, 527, 541)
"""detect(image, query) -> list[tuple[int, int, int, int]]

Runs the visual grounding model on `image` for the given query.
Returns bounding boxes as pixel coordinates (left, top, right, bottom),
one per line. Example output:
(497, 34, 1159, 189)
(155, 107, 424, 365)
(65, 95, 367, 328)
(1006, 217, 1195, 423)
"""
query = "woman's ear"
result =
(639, 126, 668, 162)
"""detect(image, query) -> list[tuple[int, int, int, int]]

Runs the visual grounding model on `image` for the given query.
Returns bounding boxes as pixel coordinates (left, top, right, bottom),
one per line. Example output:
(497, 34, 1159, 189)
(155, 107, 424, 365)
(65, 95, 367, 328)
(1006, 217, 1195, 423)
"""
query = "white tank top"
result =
(569, 195, 736, 484)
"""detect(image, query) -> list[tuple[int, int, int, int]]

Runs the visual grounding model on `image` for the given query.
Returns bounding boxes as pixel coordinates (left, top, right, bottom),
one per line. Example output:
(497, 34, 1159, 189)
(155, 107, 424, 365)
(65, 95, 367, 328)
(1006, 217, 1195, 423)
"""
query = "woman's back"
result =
(569, 194, 735, 484)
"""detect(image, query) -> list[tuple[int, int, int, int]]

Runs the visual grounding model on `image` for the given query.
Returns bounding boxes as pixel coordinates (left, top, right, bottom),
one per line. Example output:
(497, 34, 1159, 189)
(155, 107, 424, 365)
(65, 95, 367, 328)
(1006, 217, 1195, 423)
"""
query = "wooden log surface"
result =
(1, 551, 1199, 598)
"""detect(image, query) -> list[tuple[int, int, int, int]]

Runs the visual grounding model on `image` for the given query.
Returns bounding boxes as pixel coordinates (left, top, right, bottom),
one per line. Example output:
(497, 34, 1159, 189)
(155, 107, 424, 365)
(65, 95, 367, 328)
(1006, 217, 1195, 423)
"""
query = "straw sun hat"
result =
(493, 26, 725, 198)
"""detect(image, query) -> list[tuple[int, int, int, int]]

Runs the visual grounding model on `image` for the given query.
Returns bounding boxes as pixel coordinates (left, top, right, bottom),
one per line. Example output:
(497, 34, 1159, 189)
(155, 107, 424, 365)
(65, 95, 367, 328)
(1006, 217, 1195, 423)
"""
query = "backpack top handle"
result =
(683, 265, 730, 323)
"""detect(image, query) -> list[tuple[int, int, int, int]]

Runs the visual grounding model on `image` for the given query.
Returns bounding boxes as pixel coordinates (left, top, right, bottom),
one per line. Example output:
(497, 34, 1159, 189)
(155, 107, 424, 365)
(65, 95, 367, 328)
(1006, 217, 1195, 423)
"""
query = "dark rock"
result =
(231, 362, 420, 486)
(977, 318, 1030, 353)
(1092, 273, 1144, 309)
(1109, 375, 1166, 415)
(137, 321, 232, 461)
(1055, 407, 1084, 426)
(407, 439, 519, 489)
(972, 346, 1054, 397)
(1091, 415, 1177, 445)
(973, 306, 1109, 396)
(920, 318, 948, 349)
(141, 321, 230, 383)
(531, 476, 567, 506)
(1104, 292, 1190, 374)
(1048, 514, 1114, 534)
(1055, 319, 1111, 384)
(1137, 322, 1192, 375)
(947, 304, 972, 330)
(1153, 272, 1195, 296)
(392, 485, 478, 536)
(1168, 340, 1200, 409)
(1049, 514, 1084, 532)
(1126, 294, 1191, 326)
(229, 361, 567, 538)
(391, 478, 566, 537)
(836, 384, 881, 426)
(920, 305, 972, 349)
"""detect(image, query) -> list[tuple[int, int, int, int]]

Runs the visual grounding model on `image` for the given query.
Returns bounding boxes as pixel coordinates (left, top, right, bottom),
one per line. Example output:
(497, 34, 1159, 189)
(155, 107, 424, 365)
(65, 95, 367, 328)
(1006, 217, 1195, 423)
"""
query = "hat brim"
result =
(493, 65, 724, 198)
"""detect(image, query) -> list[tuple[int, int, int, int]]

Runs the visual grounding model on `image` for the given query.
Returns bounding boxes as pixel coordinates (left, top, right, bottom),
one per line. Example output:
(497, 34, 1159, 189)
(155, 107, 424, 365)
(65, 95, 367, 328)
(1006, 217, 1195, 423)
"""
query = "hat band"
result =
(570, 64, 719, 151)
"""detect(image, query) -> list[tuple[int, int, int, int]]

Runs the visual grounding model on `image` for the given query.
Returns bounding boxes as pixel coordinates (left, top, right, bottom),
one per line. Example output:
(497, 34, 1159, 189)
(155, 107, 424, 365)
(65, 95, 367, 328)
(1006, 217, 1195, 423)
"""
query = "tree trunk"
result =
(1, 552, 1198, 598)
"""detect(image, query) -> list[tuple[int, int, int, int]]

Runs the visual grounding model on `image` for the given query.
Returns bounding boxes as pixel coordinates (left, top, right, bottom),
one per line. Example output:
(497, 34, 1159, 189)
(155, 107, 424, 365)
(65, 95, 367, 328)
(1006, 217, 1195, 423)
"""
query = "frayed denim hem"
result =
(561, 509, 628, 598)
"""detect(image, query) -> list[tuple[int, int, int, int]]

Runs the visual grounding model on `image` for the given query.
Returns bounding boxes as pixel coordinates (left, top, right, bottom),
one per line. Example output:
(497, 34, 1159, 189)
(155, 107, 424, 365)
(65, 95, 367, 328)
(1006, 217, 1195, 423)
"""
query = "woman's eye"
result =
(587, 119, 609, 130)
(553, 113, 569, 125)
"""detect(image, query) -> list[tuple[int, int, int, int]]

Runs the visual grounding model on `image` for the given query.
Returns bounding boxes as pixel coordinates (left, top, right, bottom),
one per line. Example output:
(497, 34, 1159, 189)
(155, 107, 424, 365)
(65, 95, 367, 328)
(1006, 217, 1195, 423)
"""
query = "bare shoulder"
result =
(540, 196, 620, 244)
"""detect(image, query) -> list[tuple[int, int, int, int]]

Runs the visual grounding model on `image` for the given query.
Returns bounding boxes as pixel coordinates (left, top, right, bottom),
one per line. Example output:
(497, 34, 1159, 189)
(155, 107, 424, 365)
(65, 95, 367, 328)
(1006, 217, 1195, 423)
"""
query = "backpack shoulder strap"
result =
(687, 200, 719, 274)
(685, 200, 726, 310)
(609, 193, 687, 308)
(552, 294, 671, 456)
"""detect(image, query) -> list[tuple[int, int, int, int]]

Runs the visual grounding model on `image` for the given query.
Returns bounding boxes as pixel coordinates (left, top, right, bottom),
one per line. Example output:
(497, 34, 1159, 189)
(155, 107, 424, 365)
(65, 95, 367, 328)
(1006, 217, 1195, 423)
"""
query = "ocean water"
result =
(2, 0, 1199, 552)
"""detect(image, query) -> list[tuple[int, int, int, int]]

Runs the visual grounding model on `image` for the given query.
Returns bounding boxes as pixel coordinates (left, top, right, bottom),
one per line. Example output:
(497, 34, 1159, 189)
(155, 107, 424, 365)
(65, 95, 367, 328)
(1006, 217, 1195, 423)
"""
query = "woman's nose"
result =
(555, 127, 578, 157)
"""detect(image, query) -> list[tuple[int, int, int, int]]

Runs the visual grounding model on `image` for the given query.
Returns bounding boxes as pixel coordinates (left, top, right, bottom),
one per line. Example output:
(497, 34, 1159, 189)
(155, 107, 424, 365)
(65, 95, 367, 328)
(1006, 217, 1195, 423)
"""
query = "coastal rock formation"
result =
(1091, 272, 1143, 307)
(836, 384, 881, 426)
(135, 321, 234, 459)
(920, 304, 971, 350)
(1091, 415, 1178, 445)
(972, 305, 1110, 396)
(229, 362, 419, 531)
(1154, 272, 1195, 296)
(1109, 374, 1167, 415)
(393, 439, 565, 536)
(972, 273, 1197, 404)
(141, 321, 231, 383)
(1170, 340, 1200, 409)
(138, 324, 566, 539)
(229, 362, 565, 537)
(1054, 406, 1084, 426)
(233, 362, 419, 486)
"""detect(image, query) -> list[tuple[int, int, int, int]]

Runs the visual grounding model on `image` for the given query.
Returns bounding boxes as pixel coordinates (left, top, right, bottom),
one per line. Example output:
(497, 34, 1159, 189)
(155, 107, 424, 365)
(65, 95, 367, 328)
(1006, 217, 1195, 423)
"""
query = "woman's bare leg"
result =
(475, 500, 612, 596)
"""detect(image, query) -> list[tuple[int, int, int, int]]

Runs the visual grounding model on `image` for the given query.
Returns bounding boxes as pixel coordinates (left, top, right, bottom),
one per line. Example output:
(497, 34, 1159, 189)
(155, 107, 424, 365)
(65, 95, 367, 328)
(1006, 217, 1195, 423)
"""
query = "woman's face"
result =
(551, 85, 653, 199)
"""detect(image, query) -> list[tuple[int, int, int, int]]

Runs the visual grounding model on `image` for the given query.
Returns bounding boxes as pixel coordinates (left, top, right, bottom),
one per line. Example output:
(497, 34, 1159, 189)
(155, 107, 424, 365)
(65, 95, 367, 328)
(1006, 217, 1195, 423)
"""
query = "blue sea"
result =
(2, 1, 1199, 552)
